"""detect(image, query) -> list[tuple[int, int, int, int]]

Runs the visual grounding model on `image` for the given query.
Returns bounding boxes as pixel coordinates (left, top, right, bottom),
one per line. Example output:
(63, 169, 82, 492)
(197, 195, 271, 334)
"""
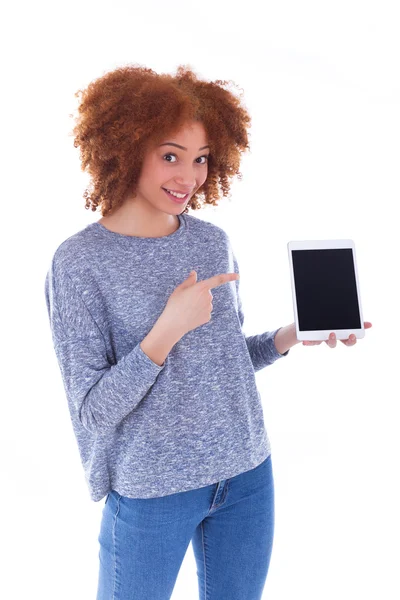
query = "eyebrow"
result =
(159, 143, 210, 151)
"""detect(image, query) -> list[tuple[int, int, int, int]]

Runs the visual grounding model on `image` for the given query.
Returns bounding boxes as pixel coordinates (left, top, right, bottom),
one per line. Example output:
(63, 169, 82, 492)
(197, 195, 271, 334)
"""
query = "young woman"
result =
(45, 64, 372, 600)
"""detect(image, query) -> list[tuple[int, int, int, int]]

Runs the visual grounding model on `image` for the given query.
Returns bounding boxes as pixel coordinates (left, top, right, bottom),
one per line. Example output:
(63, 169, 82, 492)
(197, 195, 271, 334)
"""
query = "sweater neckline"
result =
(89, 212, 187, 243)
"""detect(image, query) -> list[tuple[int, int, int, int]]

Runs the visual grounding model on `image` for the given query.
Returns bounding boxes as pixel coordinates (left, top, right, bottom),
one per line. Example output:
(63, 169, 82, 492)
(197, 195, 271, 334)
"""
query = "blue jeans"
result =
(96, 453, 274, 600)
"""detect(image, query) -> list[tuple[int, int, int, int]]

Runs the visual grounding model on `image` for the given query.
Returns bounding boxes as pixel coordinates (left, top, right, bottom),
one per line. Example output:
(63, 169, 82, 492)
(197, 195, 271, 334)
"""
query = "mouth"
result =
(162, 188, 189, 204)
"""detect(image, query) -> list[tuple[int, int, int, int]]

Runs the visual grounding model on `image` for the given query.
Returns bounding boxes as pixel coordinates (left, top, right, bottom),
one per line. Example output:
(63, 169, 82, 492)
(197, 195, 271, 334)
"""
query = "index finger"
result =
(200, 273, 240, 290)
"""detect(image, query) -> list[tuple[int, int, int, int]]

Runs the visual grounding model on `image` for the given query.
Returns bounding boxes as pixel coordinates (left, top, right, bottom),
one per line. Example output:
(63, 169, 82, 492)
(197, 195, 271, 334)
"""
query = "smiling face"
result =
(134, 120, 210, 214)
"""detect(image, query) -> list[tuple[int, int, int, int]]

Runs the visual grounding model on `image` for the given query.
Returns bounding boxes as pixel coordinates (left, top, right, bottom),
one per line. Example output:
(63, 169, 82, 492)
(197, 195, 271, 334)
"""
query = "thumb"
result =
(180, 270, 197, 287)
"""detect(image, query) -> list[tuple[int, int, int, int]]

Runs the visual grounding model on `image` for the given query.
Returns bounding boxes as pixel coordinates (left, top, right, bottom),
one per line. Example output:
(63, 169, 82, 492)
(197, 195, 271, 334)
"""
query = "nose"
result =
(175, 179, 196, 191)
(175, 166, 198, 190)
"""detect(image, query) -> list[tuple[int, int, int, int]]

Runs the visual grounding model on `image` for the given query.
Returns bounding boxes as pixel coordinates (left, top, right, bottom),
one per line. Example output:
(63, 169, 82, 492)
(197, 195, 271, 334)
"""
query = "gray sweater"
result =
(44, 212, 289, 502)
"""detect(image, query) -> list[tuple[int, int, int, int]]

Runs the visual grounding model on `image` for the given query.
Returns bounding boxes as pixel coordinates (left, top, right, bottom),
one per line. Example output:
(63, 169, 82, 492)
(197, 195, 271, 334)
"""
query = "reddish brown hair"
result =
(70, 64, 252, 216)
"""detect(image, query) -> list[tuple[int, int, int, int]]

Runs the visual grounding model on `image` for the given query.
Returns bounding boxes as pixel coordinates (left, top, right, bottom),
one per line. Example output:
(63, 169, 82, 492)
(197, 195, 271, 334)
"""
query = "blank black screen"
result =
(291, 248, 361, 331)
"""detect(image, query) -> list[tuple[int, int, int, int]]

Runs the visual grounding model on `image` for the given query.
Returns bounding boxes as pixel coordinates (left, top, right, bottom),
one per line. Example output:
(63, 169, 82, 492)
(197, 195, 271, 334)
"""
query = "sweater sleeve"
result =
(231, 249, 290, 372)
(44, 257, 165, 434)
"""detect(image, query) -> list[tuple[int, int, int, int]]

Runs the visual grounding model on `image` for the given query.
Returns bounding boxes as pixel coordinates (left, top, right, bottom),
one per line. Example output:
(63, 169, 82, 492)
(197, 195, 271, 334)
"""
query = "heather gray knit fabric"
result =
(44, 212, 289, 502)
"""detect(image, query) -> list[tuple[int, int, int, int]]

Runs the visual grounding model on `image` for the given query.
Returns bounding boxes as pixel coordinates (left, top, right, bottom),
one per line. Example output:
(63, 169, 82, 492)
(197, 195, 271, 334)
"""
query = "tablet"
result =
(287, 239, 365, 341)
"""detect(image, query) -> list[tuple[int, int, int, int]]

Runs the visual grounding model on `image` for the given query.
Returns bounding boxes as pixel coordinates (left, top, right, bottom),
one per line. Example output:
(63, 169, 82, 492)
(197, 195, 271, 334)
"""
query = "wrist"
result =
(274, 322, 299, 355)
(156, 314, 184, 345)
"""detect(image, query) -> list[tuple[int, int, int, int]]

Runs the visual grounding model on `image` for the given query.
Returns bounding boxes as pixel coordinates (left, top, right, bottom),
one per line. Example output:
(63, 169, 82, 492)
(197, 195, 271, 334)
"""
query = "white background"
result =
(2, 0, 399, 598)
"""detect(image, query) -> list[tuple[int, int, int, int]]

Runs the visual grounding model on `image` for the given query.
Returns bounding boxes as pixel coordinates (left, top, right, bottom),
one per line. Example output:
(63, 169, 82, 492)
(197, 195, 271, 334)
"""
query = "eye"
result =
(163, 153, 209, 164)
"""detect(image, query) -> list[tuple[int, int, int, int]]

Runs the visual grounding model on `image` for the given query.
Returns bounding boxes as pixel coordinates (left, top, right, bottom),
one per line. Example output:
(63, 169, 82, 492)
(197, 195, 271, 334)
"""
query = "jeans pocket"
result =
(108, 490, 122, 502)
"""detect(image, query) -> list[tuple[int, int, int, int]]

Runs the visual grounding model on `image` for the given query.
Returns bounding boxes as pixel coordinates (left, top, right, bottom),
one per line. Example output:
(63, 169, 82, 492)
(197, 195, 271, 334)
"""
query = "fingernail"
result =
(330, 333, 335, 339)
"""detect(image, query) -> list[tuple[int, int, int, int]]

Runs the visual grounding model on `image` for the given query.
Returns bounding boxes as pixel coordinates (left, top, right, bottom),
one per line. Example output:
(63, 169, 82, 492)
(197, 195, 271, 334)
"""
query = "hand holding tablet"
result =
(301, 321, 372, 348)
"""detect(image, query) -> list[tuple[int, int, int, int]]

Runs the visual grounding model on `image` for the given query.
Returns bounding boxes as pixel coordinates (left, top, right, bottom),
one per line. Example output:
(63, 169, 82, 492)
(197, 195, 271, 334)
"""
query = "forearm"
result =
(140, 316, 182, 367)
(274, 322, 300, 355)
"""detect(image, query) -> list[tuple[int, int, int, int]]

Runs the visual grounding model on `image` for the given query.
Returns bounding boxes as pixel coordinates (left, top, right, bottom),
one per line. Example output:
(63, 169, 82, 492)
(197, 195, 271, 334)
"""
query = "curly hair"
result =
(70, 63, 252, 216)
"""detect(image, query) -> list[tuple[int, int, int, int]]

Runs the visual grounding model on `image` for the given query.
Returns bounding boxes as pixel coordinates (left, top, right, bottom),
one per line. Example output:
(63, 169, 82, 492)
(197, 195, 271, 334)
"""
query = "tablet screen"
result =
(291, 248, 362, 331)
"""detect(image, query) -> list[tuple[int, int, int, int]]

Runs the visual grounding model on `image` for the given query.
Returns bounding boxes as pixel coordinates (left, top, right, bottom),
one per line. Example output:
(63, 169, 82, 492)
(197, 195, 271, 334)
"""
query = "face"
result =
(133, 121, 210, 214)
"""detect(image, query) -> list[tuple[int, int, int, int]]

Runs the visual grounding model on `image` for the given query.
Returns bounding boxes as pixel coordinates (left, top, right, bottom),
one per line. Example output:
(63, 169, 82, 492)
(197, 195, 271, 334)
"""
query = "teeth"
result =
(166, 189, 187, 199)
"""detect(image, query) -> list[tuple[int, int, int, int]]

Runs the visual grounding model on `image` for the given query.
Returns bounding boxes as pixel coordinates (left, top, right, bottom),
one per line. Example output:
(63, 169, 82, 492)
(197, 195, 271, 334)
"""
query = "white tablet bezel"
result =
(287, 239, 365, 341)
